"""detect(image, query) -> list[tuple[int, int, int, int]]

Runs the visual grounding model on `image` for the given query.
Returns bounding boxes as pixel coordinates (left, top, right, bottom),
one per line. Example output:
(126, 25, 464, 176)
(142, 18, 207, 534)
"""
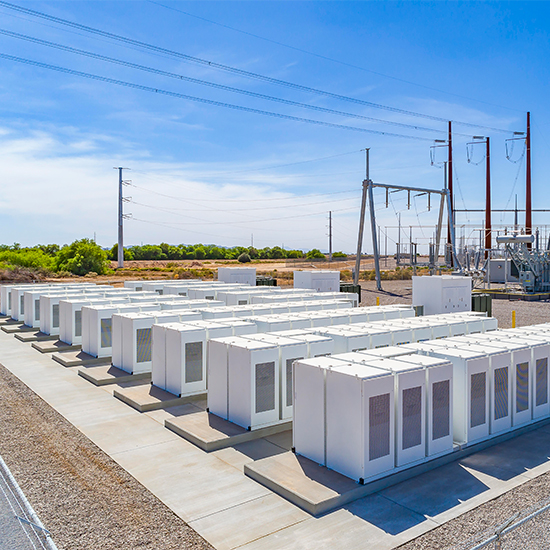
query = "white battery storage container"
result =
(242, 334, 308, 420)
(325, 363, 395, 482)
(22, 287, 60, 327)
(206, 336, 254, 420)
(394, 355, 454, 458)
(164, 324, 208, 397)
(292, 356, 355, 466)
(59, 297, 114, 344)
(82, 304, 159, 358)
(420, 347, 490, 445)
(472, 338, 533, 428)
(227, 340, 282, 430)
(11, 285, 50, 321)
(116, 311, 203, 374)
(360, 358, 426, 467)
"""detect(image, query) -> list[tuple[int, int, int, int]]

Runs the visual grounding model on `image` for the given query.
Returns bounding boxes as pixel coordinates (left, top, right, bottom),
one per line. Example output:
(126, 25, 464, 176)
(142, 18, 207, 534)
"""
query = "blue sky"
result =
(0, 1, 548, 253)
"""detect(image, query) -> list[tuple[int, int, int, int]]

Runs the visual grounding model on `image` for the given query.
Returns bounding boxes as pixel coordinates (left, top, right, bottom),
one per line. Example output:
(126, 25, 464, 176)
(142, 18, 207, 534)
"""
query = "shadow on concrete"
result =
(232, 439, 288, 462)
(460, 426, 550, 481)
(344, 493, 427, 536)
(376, 460, 490, 520)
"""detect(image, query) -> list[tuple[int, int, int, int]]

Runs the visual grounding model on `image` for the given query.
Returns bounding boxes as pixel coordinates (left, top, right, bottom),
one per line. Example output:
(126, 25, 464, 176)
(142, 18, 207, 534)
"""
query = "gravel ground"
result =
(397, 476, 550, 550)
(0, 363, 212, 550)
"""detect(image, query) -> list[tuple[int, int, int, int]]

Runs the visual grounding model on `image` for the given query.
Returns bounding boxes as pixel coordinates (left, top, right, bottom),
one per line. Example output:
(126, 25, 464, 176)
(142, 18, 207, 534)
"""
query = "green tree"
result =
(306, 248, 326, 259)
(55, 239, 109, 275)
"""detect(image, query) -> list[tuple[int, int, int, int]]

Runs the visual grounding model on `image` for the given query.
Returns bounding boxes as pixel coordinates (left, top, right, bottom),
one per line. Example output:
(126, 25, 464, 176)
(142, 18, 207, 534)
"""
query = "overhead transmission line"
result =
(0, 53, 438, 140)
(0, 1, 517, 134)
(0, 29, 446, 135)
(148, 0, 523, 114)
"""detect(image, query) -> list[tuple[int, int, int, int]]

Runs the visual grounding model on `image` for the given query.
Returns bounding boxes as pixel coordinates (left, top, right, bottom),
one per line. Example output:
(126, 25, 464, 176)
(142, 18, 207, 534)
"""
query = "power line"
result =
(0, 52, 437, 140)
(0, 29, 448, 135)
(149, 0, 523, 114)
(0, 1, 518, 134)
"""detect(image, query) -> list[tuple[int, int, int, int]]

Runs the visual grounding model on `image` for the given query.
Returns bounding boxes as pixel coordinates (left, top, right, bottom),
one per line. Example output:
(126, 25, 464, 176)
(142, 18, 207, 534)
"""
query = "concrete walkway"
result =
(1, 328, 550, 550)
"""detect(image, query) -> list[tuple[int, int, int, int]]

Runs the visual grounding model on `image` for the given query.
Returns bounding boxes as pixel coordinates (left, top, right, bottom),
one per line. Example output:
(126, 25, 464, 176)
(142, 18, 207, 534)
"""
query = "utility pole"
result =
(114, 167, 130, 269)
(526, 111, 532, 246)
(447, 121, 454, 264)
(354, 149, 370, 285)
(485, 136, 491, 258)
(328, 211, 332, 262)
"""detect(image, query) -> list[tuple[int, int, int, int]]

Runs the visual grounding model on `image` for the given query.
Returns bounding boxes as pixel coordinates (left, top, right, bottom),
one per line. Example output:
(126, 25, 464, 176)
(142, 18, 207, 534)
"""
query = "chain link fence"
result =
(450, 497, 550, 550)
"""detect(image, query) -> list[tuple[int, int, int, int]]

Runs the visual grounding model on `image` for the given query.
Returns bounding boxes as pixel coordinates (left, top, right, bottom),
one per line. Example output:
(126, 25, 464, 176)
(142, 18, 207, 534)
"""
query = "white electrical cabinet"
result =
(115, 311, 203, 374)
(253, 316, 293, 333)
(22, 286, 59, 327)
(501, 332, 550, 419)
(413, 275, 472, 315)
(11, 285, 50, 321)
(164, 324, 207, 397)
(287, 333, 334, 358)
(206, 336, 254, 420)
(326, 363, 395, 482)
(244, 334, 308, 421)
(217, 267, 256, 286)
(394, 355, 454, 458)
(422, 347, 490, 445)
(82, 304, 157, 358)
(59, 297, 115, 344)
(228, 340, 281, 430)
(40, 293, 101, 336)
(294, 270, 340, 293)
(292, 356, 354, 466)
(364, 358, 426, 467)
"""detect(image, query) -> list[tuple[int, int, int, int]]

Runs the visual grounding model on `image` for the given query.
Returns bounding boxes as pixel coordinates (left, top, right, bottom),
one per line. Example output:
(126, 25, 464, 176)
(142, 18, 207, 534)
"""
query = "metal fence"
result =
(0, 455, 57, 550)
(452, 497, 550, 550)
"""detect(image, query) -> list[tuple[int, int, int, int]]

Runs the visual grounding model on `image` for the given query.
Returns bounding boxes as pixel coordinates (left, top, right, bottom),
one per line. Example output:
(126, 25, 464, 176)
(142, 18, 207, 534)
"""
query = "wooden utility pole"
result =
(526, 111, 532, 246)
(485, 137, 491, 258)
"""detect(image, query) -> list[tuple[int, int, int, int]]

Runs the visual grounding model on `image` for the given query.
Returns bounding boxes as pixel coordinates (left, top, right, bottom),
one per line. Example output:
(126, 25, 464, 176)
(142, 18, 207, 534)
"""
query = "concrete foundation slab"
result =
(244, 417, 550, 517)
(1, 324, 35, 334)
(113, 384, 204, 412)
(78, 365, 151, 387)
(165, 412, 292, 452)
(15, 331, 57, 343)
(32, 340, 80, 353)
(52, 350, 110, 367)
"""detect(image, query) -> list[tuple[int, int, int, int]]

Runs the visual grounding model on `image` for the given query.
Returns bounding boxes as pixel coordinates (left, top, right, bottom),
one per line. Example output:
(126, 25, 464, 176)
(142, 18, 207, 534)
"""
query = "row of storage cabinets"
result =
(137, 305, 416, 397)
(124, 279, 359, 307)
(77, 298, 355, 359)
(196, 312, 494, 432)
(292, 324, 550, 484)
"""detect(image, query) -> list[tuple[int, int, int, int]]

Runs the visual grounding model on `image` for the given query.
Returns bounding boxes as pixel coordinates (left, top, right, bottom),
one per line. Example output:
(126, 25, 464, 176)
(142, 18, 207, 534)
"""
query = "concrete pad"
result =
(145, 402, 205, 427)
(212, 438, 289, 472)
(165, 411, 292, 452)
(32, 340, 80, 353)
(189, 493, 310, 550)
(79, 365, 151, 387)
(51, 350, 109, 367)
(246, 418, 550, 518)
(111, 439, 270, 523)
(1, 323, 35, 333)
(14, 331, 57, 342)
(113, 384, 203, 412)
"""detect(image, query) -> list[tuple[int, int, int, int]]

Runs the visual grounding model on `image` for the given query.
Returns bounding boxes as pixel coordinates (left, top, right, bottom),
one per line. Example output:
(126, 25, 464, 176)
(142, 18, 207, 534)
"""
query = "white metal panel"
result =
(228, 341, 280, 430)
(165, 325, 207, 397)
(394, 355, 454, 458)
(326, 363, 395, 482)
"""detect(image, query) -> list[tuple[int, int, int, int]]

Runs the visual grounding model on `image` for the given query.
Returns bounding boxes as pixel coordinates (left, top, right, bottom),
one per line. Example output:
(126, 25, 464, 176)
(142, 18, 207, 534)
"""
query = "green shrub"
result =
(55, 239, 109, 276)
(238, 253, 251, 263)
(306, 249, 325, 259)
(332, 251, 347, 259)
